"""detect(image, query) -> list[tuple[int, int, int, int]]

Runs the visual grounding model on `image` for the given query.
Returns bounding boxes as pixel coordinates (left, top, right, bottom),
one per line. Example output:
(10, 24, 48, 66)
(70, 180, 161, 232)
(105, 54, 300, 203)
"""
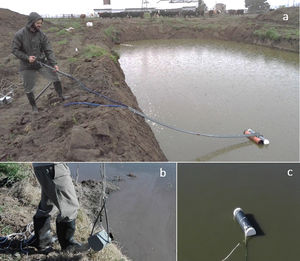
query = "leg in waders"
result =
(32, 163, 82, 252)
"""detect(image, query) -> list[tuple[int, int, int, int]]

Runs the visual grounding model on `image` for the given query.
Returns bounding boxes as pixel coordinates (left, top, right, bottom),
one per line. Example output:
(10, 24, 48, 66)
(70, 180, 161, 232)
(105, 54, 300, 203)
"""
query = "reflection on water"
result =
(196, 141, 252, 161)
(118, 39, 299, 161)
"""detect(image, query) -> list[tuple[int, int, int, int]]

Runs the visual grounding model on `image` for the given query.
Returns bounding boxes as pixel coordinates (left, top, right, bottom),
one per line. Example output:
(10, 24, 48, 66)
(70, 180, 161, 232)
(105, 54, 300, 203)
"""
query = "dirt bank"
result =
(0, 8, 167, 162)
(105, 7, 298, 53)
(0, 164, 129, 261)
(0, 7, 298, 162)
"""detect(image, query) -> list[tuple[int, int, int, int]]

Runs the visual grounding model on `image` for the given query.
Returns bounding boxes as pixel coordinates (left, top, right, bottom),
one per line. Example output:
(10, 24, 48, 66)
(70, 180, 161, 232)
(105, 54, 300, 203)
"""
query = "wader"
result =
(21, 66, 64, 112)
(32, 163, 81, 251)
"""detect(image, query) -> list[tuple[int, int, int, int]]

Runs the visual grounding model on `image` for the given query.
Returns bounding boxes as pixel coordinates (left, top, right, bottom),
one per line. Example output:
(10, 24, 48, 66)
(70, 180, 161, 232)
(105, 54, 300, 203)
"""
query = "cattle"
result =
(111, 12, 128, 18)
(150, 10, 159, 18)
(228, 9, 237, 16)
(127, 11, 144, 18)
(98, 12, 111, 18)
(208, 10, 217, 17)
(98, 11, 144, 19)
(159, 9, 180, 17)
(80, 14, 86, 19)
(236, 9, 244, 15)
(181, 10, 198, 18)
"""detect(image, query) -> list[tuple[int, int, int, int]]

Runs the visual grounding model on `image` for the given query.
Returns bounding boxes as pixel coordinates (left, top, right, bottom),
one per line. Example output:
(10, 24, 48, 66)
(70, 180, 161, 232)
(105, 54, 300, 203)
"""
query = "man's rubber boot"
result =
(53, 81, 68, 101)
(56, 219, 81, 251)
(26, 92, 38, 113)
(32, 215, 53, 252)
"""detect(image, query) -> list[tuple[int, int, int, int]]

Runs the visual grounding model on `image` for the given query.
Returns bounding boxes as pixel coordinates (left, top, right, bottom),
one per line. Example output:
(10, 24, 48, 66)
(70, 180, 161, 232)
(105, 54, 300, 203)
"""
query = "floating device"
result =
(88, 229, 111, 252)
(244, 128, 269, 145)
(233, 208, 256, 237)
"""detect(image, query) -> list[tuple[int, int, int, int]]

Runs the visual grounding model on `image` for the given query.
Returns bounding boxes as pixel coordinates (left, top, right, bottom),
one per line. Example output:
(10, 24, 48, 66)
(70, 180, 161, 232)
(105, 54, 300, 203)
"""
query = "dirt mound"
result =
(0, 8, 27, 35)
(256, 7, 299, 25)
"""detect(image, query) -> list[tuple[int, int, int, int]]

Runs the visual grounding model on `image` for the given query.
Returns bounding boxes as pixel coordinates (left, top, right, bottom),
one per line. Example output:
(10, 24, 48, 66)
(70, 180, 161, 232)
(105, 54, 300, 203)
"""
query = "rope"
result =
(221, 242, 240, 261)
(0, 222, 34, 253)
(38, 61, 261, 139)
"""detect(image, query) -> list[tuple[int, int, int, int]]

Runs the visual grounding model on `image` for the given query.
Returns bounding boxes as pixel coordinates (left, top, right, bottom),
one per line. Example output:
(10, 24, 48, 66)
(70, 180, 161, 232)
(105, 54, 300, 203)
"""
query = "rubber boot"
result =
(56, 219, 81, 251)
(26, 92, 38, 113)
(32, 215, 53, 251)
(53, 81, 68, 101)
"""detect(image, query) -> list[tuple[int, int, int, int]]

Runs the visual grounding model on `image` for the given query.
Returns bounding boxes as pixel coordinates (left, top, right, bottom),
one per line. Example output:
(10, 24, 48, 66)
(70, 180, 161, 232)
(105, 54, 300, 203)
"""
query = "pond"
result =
(118, 39, 299, 161)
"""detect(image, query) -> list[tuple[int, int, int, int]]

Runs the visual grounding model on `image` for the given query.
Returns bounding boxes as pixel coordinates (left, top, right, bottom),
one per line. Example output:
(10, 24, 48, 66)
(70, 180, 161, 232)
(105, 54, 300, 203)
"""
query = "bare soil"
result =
(0, 7, 298, 162)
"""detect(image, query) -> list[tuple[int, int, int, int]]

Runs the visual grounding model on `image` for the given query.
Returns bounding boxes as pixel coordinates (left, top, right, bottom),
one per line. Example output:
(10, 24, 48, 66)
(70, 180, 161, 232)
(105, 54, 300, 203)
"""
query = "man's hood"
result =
(26, 12, 43, 30)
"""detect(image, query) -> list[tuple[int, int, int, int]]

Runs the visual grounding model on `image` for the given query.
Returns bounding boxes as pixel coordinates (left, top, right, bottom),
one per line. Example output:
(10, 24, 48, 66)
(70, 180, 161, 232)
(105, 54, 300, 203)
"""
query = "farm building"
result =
(215, 3, 226, 13)
(94, 0, 199, 13)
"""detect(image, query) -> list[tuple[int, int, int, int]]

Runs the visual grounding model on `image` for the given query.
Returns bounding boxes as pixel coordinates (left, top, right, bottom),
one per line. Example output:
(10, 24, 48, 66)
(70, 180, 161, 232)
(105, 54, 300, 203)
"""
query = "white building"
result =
(94, 0, 198, 13)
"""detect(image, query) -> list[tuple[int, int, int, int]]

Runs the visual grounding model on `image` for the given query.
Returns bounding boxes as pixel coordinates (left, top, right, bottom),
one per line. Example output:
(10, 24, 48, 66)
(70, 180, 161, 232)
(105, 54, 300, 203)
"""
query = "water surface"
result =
(178, 163, 300, 261)
(68, 163, 176, 261)
(118, 39, 299, 161)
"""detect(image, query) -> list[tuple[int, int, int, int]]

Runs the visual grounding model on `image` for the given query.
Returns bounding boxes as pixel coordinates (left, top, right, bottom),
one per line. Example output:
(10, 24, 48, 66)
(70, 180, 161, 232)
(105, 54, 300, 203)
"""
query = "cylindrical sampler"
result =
(233, 208, 256, 237)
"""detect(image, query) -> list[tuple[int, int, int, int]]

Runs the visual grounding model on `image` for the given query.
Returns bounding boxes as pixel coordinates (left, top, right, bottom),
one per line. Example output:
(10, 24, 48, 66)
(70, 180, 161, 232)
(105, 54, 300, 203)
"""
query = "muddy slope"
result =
(0, 8, 167, 162)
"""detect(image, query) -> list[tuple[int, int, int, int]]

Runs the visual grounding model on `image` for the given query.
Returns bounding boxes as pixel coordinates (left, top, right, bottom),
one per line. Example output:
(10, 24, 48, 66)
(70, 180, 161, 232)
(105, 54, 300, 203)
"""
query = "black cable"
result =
(90, 199, 107, 236)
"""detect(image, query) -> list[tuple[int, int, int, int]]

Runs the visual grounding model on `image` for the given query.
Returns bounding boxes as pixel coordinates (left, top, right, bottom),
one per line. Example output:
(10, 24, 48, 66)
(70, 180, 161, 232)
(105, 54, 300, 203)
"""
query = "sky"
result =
(0, 0, 298, 16)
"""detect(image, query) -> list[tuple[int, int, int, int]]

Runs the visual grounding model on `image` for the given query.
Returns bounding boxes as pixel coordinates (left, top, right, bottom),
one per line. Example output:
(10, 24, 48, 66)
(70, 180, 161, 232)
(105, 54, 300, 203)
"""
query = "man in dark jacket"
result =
(12, 12, 66, 113)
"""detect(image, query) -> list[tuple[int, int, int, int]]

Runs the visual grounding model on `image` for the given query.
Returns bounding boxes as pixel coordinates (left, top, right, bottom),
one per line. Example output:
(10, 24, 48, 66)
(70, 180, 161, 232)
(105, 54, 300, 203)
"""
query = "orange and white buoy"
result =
(244, 129, 269, 145)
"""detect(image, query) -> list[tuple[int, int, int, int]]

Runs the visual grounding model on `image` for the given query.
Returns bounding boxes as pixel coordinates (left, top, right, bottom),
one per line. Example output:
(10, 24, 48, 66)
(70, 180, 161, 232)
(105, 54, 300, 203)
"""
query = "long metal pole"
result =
(35, 81, 52, 101)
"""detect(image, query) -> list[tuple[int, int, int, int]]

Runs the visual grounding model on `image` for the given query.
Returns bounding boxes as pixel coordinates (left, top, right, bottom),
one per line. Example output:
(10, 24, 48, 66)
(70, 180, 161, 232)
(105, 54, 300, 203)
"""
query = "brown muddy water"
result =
(178, 163, 300, 261)
(118, 39, 299, 161)
(68, 163, 176, 261)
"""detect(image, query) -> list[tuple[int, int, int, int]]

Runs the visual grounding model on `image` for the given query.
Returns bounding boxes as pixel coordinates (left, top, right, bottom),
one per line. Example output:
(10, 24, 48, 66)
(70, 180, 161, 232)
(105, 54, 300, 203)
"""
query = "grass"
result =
(0, 224, 13, 235)
(104, 25, 120, 43)
(68, 57, 78, 63)
(56, 29, 71, 36)
(284, 28, 299, 40)
(46, 18, 82, 29)
(84, 44, 107, 58)
(265, 28, 281, 40)
(72, 114, 78, 125)
(0, 163, 31, 185)
(57, 39, 67, 45)
(104, 25, 116, 38)
(44, 26, 60, 33)
(254, 27, 281, 41)
(83, 45, 119, 63)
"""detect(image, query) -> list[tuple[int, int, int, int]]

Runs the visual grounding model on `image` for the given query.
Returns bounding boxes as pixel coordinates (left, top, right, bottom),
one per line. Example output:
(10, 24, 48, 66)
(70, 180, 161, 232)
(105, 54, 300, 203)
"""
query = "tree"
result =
(198, 0, 207, 11)
(245, 0, 270, 13)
